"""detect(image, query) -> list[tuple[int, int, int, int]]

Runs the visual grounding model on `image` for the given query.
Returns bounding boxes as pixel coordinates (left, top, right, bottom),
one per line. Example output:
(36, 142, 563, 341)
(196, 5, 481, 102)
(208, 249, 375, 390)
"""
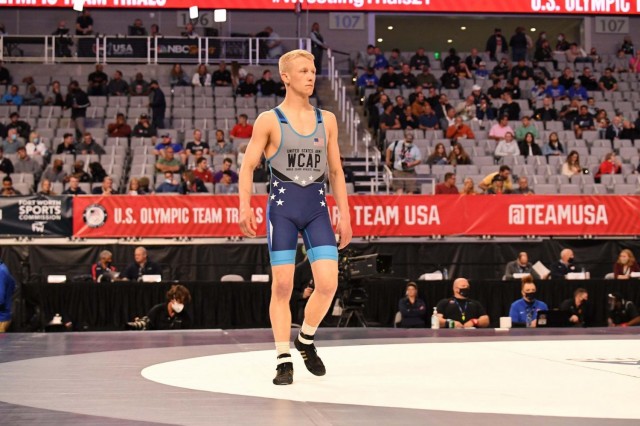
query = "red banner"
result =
(73, 195, 640, 238)
(1, 0, 638, 14)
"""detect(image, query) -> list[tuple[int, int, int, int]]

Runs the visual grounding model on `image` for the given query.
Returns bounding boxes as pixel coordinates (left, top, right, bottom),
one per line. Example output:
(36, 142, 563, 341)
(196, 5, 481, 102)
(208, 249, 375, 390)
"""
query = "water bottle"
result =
(431, 307, 439, 329)
(442, 268, 449, 280)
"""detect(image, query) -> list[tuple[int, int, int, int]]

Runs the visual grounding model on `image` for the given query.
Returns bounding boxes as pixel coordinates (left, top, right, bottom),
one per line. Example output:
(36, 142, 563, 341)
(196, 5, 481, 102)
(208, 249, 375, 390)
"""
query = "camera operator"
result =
(385, 129, 422, 194)
(128, 284, 192, 330)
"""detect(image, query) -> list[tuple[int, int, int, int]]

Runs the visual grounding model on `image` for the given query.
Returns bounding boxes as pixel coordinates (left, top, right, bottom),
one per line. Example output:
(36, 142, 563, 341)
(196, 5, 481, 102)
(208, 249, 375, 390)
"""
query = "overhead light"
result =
(447, 39, 453, 44)
(214, 9, 227, 23)
(530, 27, 537, 32)
(461, 26, 467, 30)
(388, 26, 394, 30)
(377, 38, 383, 43)
(189, 5, 199, 19)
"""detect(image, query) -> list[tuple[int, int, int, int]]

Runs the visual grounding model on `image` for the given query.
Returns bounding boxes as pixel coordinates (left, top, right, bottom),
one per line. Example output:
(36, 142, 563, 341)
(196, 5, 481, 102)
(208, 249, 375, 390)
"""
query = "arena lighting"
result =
(377, 38, 383, 42)
(460, 26, 467, 30)
(214, 9, 227, 22)
(387, 26, 394, 30)
(189, 5, 199, 19)
(447, 39, 453, 43)
(531, 27, 537, 32)
(72, 0, 84, 12)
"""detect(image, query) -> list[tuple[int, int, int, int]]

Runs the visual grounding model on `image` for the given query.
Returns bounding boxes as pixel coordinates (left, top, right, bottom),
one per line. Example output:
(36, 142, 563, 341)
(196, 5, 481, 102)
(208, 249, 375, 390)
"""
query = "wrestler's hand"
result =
(336, 216, 352, 250)
(239, 207, 257, 238)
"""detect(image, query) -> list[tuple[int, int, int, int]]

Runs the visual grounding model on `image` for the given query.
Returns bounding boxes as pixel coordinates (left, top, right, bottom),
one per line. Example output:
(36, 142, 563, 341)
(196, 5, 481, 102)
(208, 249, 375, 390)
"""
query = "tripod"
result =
(337, 303, 368, 327)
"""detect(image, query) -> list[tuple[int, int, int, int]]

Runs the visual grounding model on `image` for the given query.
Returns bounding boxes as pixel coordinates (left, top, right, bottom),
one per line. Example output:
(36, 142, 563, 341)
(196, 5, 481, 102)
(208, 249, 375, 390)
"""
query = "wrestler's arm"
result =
(239, 112, 273, 237)
(324, 110, 352, 249)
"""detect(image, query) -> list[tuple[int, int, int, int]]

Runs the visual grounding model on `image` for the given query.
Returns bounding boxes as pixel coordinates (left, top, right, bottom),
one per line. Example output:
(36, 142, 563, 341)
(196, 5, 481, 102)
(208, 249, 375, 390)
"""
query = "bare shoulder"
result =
(254, 109, 279, 130)
(320, 109, 337, 125)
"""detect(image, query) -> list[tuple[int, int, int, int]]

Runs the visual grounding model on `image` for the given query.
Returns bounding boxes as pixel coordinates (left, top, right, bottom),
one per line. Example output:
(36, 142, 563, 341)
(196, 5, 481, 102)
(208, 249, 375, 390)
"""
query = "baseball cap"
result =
(472, 84, 481, 91)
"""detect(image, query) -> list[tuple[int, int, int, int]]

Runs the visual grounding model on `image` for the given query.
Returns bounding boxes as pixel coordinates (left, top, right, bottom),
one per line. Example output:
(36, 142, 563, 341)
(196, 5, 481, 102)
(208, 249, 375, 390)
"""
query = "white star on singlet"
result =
(294, 175, 299, 181)
(308, 175, 313, 181)
(276, 199, 284, 206)
(301, 180, 307, 185)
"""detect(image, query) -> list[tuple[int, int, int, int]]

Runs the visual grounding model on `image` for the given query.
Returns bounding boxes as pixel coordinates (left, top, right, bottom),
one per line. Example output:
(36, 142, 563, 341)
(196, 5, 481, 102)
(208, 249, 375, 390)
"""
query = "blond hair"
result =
(279, 49, 315, 74)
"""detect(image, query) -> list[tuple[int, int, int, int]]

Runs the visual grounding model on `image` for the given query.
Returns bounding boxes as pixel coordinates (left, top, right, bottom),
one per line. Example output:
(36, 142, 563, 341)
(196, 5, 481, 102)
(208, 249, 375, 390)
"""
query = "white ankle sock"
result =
(300, 322, 318, 338)
(275, 341, 290, 358)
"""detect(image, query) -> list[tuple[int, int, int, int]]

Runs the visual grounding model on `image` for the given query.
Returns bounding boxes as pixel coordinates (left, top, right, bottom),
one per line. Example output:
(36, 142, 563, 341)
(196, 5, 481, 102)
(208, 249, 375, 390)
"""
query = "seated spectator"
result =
(380, 102, 402, 136)
(511, 176, 535, 195)
(416, 66, 438, 89)
(447, 143, 471, 165)
(578, 67, 599, 91)
(210, 130, 234, 156)
(486, 174, 510, 194)
(558, 67, 575, 89)
(544, 78, 567, 100)
(515, 116, 539, 142)
(417, 103, 439, 130)
(25, 131, 48, 158)
(605, 116, 624, 142)
(154, 133, 183, 156)
(426, 143, 449, 165)
(559, 99, 580, 129)
(0, 147, 12, 174)
(387, 48, 406, 70)
(1, 176, 20, 196)
(62, 176, 86, 195)
(87, 64, 108, 97)
(256, 69, 279, 96)
(409, 47, 430, 70)
(509, 275, 548, 327)
(106, 70, 129, 96)
(410, 92, 428, 117)
(138, 176, 152, 193)
(38, 178, 56, 195)
(156, 147, 182, 174)
(599, 68, 618, 92)
(621, 35, 635, 55)
(435, 172, 458, 195)
(503, 78, 522, 100)
(128, 18, 147, 36)
(621, 118, 639, 141)
(398, 64, 417, 89)
(560, 288, 592, 327)
(89, 162, 107, 183)
(121, 246, 162, 281)
(561, 150, 583, 178)
(594, 152, 621, 183)
(555, 33, 570, 51)
(440, 107, 457, 132)
(629, 51, 640, 73)
(44, 80, 65, 106)
(127, 177, 148, 195)
(131, 114, 157, 140)
(568, 79, 588, 101)
(399, 105, 419, 130)
(372, 46, 388, 69)
(479, 165, 513, 192)
(540, 133, 563, 159)
(193, 157, 214, 183)
(550, 248, 577, 279)
(504, 252, 539, 280)
(531, 60, 552, 82)
(379, 66, 398, 89)
(489, 115, 514, 141)
(7, 112, 30, 140)
(130, 285, 192, 330)
(1, 85, 23, 106)
(491, 58, 511, 81)
(573, 106, 595, 139)
(518, 132, 542, 158)
(212, 61, 232, 87)
(23, 84, 44, 106)
(91, 250, 118, 282)
(230, 114, 253, 141)
(440, 66, 460, 90)
(566, 43, 592, 64)
(107, 113, 132, 138)
(397, 282, 427, 328)
(460, 177, 477, 195)
(214, 158, 239, 183)
(180, 170, 208, 194)
(185, 129, 210, 156)
(607, 292, 640, 327)
(2, 128, 25, 154)
(0, 61, 11, 85)
(92, 176, 116, 195)
(610, 49, 628, 73)
(43, 159, 67, 183)
(356, 67, 379, 94)
(436, 278, 490, 328)
(76, 132, 105, 155)
(455, 96, 477, 122)
(236, 73, 258, 97)
(213, 171, 237, 194)
(155, 171, 180, 193)
(476, 98, 497, 121)
(534, 39, 555, 66)
(130, 72, 149, 95)
(510, 59, 533, 80)
(494, 132, 520, 159)
(446, 117, 475, 143)
(533, 96, 558, 122)
(613, 249, 640, 279)
(169, 64, 190, 87)
(487, 79, 504, 100)
(14, 146, 41, 180)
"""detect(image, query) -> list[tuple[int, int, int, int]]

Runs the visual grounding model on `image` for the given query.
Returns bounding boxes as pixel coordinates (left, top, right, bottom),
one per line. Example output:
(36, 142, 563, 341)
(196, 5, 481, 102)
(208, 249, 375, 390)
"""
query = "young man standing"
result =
(239, 50, 352, 385)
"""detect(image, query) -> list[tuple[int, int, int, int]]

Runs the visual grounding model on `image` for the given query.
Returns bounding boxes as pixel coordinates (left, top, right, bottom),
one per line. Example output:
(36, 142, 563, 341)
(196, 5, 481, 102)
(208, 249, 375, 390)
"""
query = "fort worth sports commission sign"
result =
(0, 0, 639, 14)
(72, 195, 640, 238)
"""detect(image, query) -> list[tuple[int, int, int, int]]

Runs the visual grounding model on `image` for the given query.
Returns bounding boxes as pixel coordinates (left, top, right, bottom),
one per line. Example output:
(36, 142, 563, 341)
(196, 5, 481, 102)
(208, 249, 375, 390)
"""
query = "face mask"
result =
(458, 288, 470, 298)
(166, 178, 173, 184)
(558, 36, 564, 41)
(568, 257, 574, 264)
(33, 138, 39, 144)
(11, 134, 16, 141)
(171, 302, 184, 313)
(525, 292, 536, 301)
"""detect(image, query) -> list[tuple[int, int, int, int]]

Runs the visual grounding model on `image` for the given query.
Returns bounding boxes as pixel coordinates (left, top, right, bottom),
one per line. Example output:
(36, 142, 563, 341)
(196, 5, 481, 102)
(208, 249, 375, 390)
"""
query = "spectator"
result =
(107, 113, 132, 138)
(410, 48, 430, 70)
(52, 20, 73, 57)
(629, 51, 640, 73)
(236, 73, 258, 97)
(594, 152, 621, 183)
(448, 143, 471, 166)
(578, 67, 599, 91)
(130, 72, 149, 96)
(0, 147, 12, 174)
(23, 84, 43, 106)
(213, 158, 238, 183)
(91, 250, 118, 282)
(613, 249, 640, 279)
(76, 132, 105, 155)
(559, 67, 575, 89)
(1, 85, 23, 106)
(379, 66, 399, 89)
(121, 246, 162, 281)
(56, 133, 76, 155)
(599, 68, 618, 92)
(498, 92, 520, 120)
(416, 66, 438, 89)
(573, 105, 595, 139)
(474, 61, 490, 80)
(455, 96, 477, 122)
(148, 80, 166, 130)
(605, 116, 623, 142)
(398, 282, 427, 328)
(426, 143, 448, 165)
(534, 39, 555, 66)
(486, 28, 508, 61)
(518, 132, 542, 158)
(511, 176, 535, 195)
(479, 165, 513, 192)
(559, 98, 580, 128)
(372, 46, 388, 69)
(92, 176, 116, 195)
(65, 80, 90, 138)
(132, 114, 157, 141)
(356, 67, 379, 93)
(544, 78, 566, 100)
(561, 150, 583, 178)
(470, 85, 490, 107)
(436, 278, 490, 328)
(411, 92, 428, 117)
(531, 60, 552, 82)
(38, 178, 56, 196)
(515, 116, 538, 142)
(399, 105, 419, 130)
(505, 253, 538, 280)
(560, 288, 592, 327)
(440, 107, 457, 134)
(193, 157, 214, 183)
(230, 114, 253, 141)
(611, 49, 628, 73)
(440, 66, 460, 90)
(491, 58, 511, 81)
(607, 292, 640, 327)
(509, 275, 548, 327)
(181, 22, 197, 38)
(446, 116, 475, 142)
(511, 59, 533, 82)
(87, 64, 108, 97)
(256, 69, 278, 96)
(68, 159, 90, 183)
(476, 98, 497, 121)
(44, 80, 65, 106)
(155, 171, 181, 193)
(621, 35, 635, 55)
(509, 27, 528, 62)
(185, 130, 209, 156)
(387, 48, 406, 70)
(0, 61, 11, 85)
(397, 64, 417, 89)
(210, 130, 234, 156)
(180, 170, 208, 194)
(1, 176, 21, 196)
(460, 177, 477, 195)
(555, 33, 570, 51)
(89, 162, 107, 184)
(107, 70, 129, 96)
(503, 78, 522, 100)
(0, 258, 17, 332)
(486, 174, 509, 194)
(310, 22, 328, 73)
(127, 177, 148, 195)
(128, 18, 147, 36)
(75, 9, 93, 35)
(7, 112, 31, 139)
(169, 64, 190, 87)
(567, 80, 588, 102)
(435, 172, 458, 195)
(380, 102, 402, 136)
(131, 285, 192, 330)
(489, 115, 515, 141)
(263, 26, 283, 59)
(62, 176, 86, 195)
(417, 103, 439, 130)
(464, 48, 482, 71)
(385, 130, 421, 194)
(534, 96, 558, 123)
(155, 147, 182, 173)
(216, 171, 239, 194)
(43, 159, 67, 183)
(13, 146, 40, 180)
(487, 79, 504, 100)
(566, 43, 592, 64)
(212, 61, 232, 87)
(2, 128, 25, 154)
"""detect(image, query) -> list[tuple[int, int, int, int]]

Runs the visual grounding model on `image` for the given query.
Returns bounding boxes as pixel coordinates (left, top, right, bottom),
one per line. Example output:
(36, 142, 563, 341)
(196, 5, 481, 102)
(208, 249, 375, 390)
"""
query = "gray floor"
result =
(0, 328, 638, 425)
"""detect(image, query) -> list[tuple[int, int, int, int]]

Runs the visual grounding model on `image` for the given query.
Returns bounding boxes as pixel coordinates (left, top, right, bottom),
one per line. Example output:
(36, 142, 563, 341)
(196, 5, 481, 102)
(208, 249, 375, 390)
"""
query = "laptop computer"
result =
(536, 310, 572, 327)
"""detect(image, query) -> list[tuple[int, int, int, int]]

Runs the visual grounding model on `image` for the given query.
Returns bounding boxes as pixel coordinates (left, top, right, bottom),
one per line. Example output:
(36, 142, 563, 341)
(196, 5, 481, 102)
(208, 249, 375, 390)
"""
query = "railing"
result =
(1, 35, 311, 65)
(327, 48, 360, 157)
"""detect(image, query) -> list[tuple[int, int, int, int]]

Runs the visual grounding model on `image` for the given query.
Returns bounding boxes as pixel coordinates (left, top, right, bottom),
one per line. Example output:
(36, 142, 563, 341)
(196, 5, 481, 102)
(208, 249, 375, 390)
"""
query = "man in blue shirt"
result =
(509, 276, 548, 328)
(0, 259, 17, 332)
(0, 85, 23, 106)
(356, 67, 379, 93)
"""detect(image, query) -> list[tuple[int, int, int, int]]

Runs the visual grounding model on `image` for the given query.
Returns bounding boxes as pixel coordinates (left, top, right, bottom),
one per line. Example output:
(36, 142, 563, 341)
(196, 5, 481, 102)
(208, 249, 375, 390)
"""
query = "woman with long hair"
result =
(561, 150, 582, 177)
(426, 143, 449, 165)
(448, 143, 471, 165)
(613, 249, 640, 279)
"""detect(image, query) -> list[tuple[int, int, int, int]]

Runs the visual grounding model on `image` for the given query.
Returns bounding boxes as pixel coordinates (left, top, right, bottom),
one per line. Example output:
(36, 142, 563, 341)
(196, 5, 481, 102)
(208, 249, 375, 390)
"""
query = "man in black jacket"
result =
(148, 80, 166, 129)
(65, 80, 90, 139)
(121, 247, 162, 281)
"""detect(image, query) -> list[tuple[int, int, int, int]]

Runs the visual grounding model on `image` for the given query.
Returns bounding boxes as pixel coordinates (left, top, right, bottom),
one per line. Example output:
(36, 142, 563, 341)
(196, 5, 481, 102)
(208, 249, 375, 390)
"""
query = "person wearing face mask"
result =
(385, 129, 422, 194)
(398, 282, 427, 328)
(128, 285, 192, 330)
(550, 248, 577, 279)
(607, 293, 640, 327)
(91, 250, 118, 283)
(435, 278, 490, 329)
(509, 276, 548, 328)
(559, 288, 592, 327)
(555, 33, 570, 52)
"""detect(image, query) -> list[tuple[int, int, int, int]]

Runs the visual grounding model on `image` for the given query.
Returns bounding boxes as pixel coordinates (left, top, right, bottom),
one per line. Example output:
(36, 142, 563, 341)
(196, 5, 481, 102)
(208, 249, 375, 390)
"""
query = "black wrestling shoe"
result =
(294, 334, 326, 376)
(273, 356, 293, 385)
